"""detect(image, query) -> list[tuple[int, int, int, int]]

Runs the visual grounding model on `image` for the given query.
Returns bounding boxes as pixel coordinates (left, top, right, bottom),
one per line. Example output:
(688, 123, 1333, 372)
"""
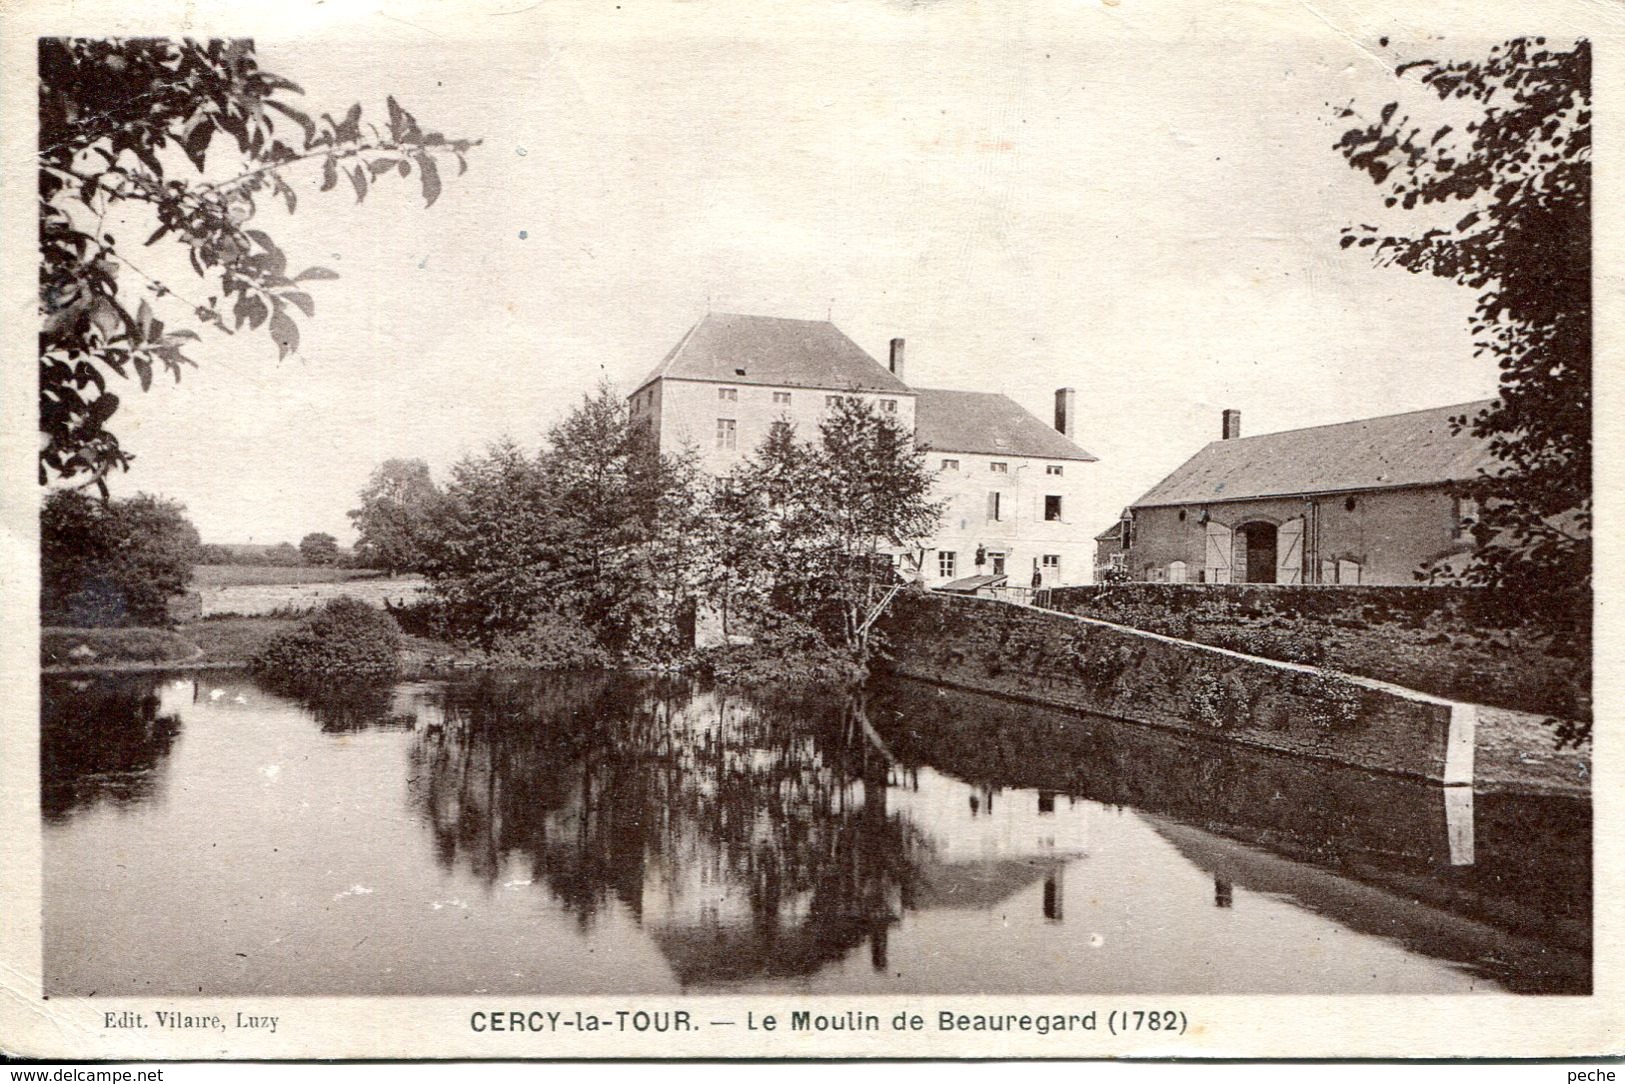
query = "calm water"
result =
(41, 670, 1590, 996)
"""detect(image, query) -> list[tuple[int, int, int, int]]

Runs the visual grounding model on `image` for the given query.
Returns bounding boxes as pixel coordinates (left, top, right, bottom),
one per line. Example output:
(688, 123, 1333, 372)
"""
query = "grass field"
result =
(192, 564, 388, 587)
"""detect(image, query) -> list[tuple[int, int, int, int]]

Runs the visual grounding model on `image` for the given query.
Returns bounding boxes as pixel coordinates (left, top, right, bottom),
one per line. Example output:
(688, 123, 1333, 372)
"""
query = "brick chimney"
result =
(1222, 409, 1242, 440)
(1054, 387, 1077, 438)
(889, 337, 905, 380)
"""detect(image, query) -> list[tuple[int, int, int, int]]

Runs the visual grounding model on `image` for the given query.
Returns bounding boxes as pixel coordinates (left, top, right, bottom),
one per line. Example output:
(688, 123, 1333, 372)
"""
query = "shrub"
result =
(482, 613, 610, 671)
(697, 619, 865, 689)
(252, 597, 401, 677)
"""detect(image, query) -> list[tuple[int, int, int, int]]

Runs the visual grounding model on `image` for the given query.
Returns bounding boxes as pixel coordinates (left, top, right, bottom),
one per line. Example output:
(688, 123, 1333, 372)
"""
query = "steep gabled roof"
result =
(1130, 400, 1499, 508)
(633, 313, 911, 395)
(913, 388, 1098, 462)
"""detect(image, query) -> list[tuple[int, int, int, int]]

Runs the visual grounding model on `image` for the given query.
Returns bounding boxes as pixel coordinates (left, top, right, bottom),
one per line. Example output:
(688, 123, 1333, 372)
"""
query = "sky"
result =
(88, 0, 1586, 545)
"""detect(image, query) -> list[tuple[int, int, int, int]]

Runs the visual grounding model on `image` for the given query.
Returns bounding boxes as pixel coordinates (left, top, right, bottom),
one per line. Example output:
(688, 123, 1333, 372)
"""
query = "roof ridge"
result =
(1213, 399, 1494, 444)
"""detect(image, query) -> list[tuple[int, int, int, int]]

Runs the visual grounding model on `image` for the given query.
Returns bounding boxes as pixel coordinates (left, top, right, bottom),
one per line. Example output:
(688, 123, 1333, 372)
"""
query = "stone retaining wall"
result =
(1040, 582, 1588, 720)
(881, 592, 1466, 781)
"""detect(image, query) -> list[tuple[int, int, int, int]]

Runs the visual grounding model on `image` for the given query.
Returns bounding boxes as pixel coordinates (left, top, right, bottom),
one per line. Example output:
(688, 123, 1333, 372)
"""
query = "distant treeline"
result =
(198, 540, 356, 567)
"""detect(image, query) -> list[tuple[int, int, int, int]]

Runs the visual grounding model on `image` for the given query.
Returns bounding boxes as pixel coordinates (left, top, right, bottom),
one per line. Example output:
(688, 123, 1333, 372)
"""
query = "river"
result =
(41, 670, 1590, 996)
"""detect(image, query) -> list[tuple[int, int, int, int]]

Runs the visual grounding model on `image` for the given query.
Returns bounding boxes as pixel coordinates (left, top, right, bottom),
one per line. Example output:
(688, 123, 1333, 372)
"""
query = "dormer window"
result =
(735, 367, 747, 376)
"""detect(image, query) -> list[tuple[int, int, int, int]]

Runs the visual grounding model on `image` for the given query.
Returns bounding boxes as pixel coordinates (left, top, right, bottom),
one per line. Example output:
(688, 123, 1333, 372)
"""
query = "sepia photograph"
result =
(3, 0, 1614, 1063)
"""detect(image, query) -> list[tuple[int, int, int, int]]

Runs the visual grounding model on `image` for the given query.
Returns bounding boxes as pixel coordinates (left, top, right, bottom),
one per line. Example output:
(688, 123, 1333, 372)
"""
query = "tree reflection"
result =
(252, 674, 416, 732)
(406, 673, 926, 985)
(41, 673, 183, 819)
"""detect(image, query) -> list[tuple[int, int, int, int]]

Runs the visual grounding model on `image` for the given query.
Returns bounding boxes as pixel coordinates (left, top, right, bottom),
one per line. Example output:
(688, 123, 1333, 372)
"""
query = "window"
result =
(1169, 560, 1187, 584)
(1042, 554, 1060, 569)
(718, 387, 738, 402)
(826, 395, 842, 409)
(990, 462, 1009, 474)
(716, 418, 737, 449)
(1045, 495, 1063, 521)
(941, 458, 960, 471)
(938, 551, 957, 579)
(881, 399, 897, 413)
(773, 391, 792, 405)
(990, 552, 1006, 576)
(1453, 496, 1479, 541)
(1046, 465, 1064, 476)
(987, 491, 1003, 522)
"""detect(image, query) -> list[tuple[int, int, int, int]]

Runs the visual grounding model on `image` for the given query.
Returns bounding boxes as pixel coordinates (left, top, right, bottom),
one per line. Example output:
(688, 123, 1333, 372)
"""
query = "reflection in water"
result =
(41, 673, 187, 819)
(40, 670, 1591, 995)
(868, 678, 1591, 993)
(405, 675, 933, 984)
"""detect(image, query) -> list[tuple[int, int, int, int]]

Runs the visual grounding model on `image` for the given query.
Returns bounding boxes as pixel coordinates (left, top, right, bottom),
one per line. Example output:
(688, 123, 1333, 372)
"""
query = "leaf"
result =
(369, 158, 397, 177)
(265, 99, 316, 148)
(417, 153, 442, 207)
(133, 356, 153, 391)
(349, 165, 368, 203)
(184, 117, 214, 171)
(236, 294, 269, 331)
(144, 223, 171, 247)
(281, 181, 297, 215)
(338, 103, 362, 143)
(269, 308, 300, 359)
(387, 96, 405, 141)
(321, 155, 338, 192)
(398, 159, 411, 178)
(282, 290, 315, 317)
(294, 267, 340, 282)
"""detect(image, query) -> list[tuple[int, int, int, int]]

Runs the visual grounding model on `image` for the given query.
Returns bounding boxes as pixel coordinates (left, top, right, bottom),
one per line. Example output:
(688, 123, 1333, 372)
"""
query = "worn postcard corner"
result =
(1, 0, 1621, 1063)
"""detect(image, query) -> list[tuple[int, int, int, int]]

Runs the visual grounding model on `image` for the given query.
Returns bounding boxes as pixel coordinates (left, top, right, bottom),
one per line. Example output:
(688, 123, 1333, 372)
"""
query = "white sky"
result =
(90, 0, 1590, 545)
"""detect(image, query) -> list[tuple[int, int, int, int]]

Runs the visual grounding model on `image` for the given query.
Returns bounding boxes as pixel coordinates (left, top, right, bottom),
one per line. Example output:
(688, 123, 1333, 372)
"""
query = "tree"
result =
(349, 458, 442, 574)
(42, 490, 201, 626)
(423, 386, 704, 658)
(39, 37, 478, 491)
(299, 531, 339, 566)
(1335, 38, 1590, 603)
(707, 397, 943, 667)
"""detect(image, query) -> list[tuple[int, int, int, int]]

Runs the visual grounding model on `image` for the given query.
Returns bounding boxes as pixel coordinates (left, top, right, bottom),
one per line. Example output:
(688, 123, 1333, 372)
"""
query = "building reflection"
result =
(402, 674, 1093, 986)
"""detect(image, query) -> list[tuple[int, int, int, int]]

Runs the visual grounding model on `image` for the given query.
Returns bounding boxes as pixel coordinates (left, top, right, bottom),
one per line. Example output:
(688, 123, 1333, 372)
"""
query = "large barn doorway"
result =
(1233, 522, 1279, 584)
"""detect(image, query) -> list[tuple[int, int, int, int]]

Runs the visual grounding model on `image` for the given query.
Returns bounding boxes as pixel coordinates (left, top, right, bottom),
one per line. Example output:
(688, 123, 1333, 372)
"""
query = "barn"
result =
(1120, 402, 1498, 586)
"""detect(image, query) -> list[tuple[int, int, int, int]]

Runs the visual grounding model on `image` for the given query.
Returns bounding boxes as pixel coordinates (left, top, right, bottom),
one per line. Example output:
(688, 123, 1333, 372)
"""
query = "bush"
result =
(482, 613, 610, 670)
(252, 597, 401, 677)
(697, 619, 865, 689)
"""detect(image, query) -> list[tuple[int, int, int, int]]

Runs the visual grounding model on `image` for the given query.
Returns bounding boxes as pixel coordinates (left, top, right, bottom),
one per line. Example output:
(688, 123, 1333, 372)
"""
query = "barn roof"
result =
(914, 388, 1098, 462)
(1130, 401, 1499, 508)
(633, 313, 911, 395)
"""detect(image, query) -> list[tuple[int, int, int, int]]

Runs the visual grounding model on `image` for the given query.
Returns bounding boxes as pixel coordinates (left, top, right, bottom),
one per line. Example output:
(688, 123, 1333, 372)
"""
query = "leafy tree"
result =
(42, 490, 201, 626)
(707, 397, 943, 666)
(263, 542, 303, 567)
(425, 439, 555, 639)
(423, 385, 703, 658)
(39, 37, 478, 490)
(299, 531, 339, 566)
(349, 458, 442, 574)
(1335, 38, 1590, 603)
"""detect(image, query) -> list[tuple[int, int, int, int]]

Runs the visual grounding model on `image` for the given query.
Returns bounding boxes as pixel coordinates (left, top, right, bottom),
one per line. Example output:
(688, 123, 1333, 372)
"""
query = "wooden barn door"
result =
(1204, 521, 1233, 583)
(1276, 517, 1304, 584)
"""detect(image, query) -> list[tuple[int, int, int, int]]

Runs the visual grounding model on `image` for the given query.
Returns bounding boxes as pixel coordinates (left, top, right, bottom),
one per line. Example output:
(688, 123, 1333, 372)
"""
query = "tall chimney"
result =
(1222, 409, 1242, 440)
(889, 337, 905, 380)
(1054, 387, 1077, 438)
